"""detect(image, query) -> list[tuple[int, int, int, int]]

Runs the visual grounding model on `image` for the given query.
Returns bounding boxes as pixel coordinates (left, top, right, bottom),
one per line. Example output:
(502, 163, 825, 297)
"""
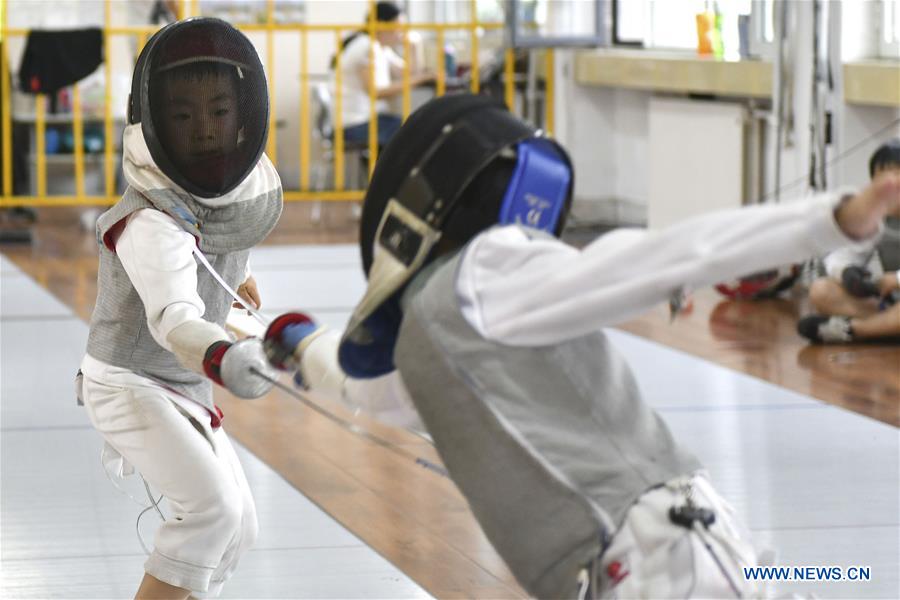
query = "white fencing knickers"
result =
(597, 473, 765, 599)
(80, 360, 258, 597)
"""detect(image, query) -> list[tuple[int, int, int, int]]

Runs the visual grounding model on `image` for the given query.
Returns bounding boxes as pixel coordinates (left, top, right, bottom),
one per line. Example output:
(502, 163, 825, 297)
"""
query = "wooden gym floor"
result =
(1, 205, 898, 598)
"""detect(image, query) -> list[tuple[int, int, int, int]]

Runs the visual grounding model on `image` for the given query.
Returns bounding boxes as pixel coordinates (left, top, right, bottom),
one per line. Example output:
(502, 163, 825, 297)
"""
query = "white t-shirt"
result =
(332, 34, 404, 128)
(822, 231, 900, 282)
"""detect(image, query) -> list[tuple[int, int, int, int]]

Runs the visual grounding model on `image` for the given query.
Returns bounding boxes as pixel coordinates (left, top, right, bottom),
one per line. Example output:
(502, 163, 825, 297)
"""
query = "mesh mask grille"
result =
(360, 95, 533, 274)
(136, 18, 268, 198)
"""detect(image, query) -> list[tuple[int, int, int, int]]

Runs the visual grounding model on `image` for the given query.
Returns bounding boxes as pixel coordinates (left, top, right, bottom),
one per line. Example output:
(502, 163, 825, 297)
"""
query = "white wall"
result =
(837, 104, 900, 188)
(7, 0, 105, 28)
(554, 50, 650, 223)
(647, 97, 746, 229)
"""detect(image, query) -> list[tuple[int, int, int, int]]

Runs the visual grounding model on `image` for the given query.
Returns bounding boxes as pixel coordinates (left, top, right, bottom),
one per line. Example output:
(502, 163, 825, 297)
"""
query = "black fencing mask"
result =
(339, 94, 574, 378)
(129, 18, 269, 198)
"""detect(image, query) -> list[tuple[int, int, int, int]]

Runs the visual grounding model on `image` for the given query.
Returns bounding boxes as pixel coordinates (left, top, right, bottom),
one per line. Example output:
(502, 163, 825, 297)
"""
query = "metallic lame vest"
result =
(394, 243, 701, 599)
(85, 185, 282, 410)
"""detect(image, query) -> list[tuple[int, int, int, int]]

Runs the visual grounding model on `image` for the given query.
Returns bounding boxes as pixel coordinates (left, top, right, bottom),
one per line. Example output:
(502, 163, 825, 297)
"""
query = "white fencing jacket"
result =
(82, 124, 280, 426)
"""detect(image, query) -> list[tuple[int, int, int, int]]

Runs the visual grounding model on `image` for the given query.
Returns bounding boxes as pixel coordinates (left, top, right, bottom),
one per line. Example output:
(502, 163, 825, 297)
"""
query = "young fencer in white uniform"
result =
(264, 95, 900, 599)
(79, 18, 281, 600)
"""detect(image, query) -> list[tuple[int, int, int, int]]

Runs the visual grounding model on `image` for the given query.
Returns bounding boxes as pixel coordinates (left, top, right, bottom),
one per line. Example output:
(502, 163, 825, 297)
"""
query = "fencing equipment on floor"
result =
(81, 16, 282, 595)
(269, 96, 883, 597)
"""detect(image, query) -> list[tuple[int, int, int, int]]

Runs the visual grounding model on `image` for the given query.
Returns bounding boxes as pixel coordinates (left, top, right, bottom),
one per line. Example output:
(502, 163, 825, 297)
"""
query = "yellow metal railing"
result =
(1, 0, 12, 199)
(299, 28, 310, 192)
(0, 0, 555, 208)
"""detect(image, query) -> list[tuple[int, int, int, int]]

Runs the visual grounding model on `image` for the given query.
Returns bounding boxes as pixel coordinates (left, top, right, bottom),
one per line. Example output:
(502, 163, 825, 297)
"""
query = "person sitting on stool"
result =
(330, 1, 434, 150)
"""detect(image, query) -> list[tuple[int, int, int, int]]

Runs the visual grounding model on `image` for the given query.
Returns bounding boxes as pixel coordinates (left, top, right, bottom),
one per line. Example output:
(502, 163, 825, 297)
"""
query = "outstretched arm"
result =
(459, 174, 900, 346)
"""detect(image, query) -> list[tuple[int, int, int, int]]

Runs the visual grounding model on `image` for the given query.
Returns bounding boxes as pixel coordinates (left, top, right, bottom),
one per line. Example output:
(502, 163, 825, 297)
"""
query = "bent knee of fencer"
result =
(240, 504, 260, 552)
(203, 494, 259, 591)
(150, 499, 248, 591)
(159, 484, 246, 560)
(203, 485, 245, 540)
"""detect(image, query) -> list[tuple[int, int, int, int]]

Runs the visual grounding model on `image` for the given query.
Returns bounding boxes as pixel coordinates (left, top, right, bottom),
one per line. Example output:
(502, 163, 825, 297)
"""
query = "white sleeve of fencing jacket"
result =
(456, 191, 878, 346)
(116, 208, 230, 372)
(301, 329, 426, 433)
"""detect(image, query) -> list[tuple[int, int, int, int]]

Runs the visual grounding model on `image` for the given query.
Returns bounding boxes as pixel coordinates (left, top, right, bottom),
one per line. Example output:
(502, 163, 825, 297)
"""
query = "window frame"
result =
(612, 0, 645, 47)
(506, 0, 607, 49)
(610, 0, 770, 59)
(880, 0, 900, 59)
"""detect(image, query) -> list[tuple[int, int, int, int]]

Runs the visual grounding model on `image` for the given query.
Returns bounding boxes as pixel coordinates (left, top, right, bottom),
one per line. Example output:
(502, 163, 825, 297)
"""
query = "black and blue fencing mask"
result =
(339, 94, 574, 379)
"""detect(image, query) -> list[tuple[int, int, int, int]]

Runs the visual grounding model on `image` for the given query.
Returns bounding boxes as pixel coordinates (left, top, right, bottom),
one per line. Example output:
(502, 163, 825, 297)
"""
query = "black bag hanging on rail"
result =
(18, 28, 103, 96)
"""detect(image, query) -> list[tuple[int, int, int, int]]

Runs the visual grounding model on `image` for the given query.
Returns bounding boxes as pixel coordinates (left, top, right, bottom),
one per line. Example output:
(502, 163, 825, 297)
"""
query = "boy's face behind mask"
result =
(131, 18, 269, 198)
(156, 67, 241, 194)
